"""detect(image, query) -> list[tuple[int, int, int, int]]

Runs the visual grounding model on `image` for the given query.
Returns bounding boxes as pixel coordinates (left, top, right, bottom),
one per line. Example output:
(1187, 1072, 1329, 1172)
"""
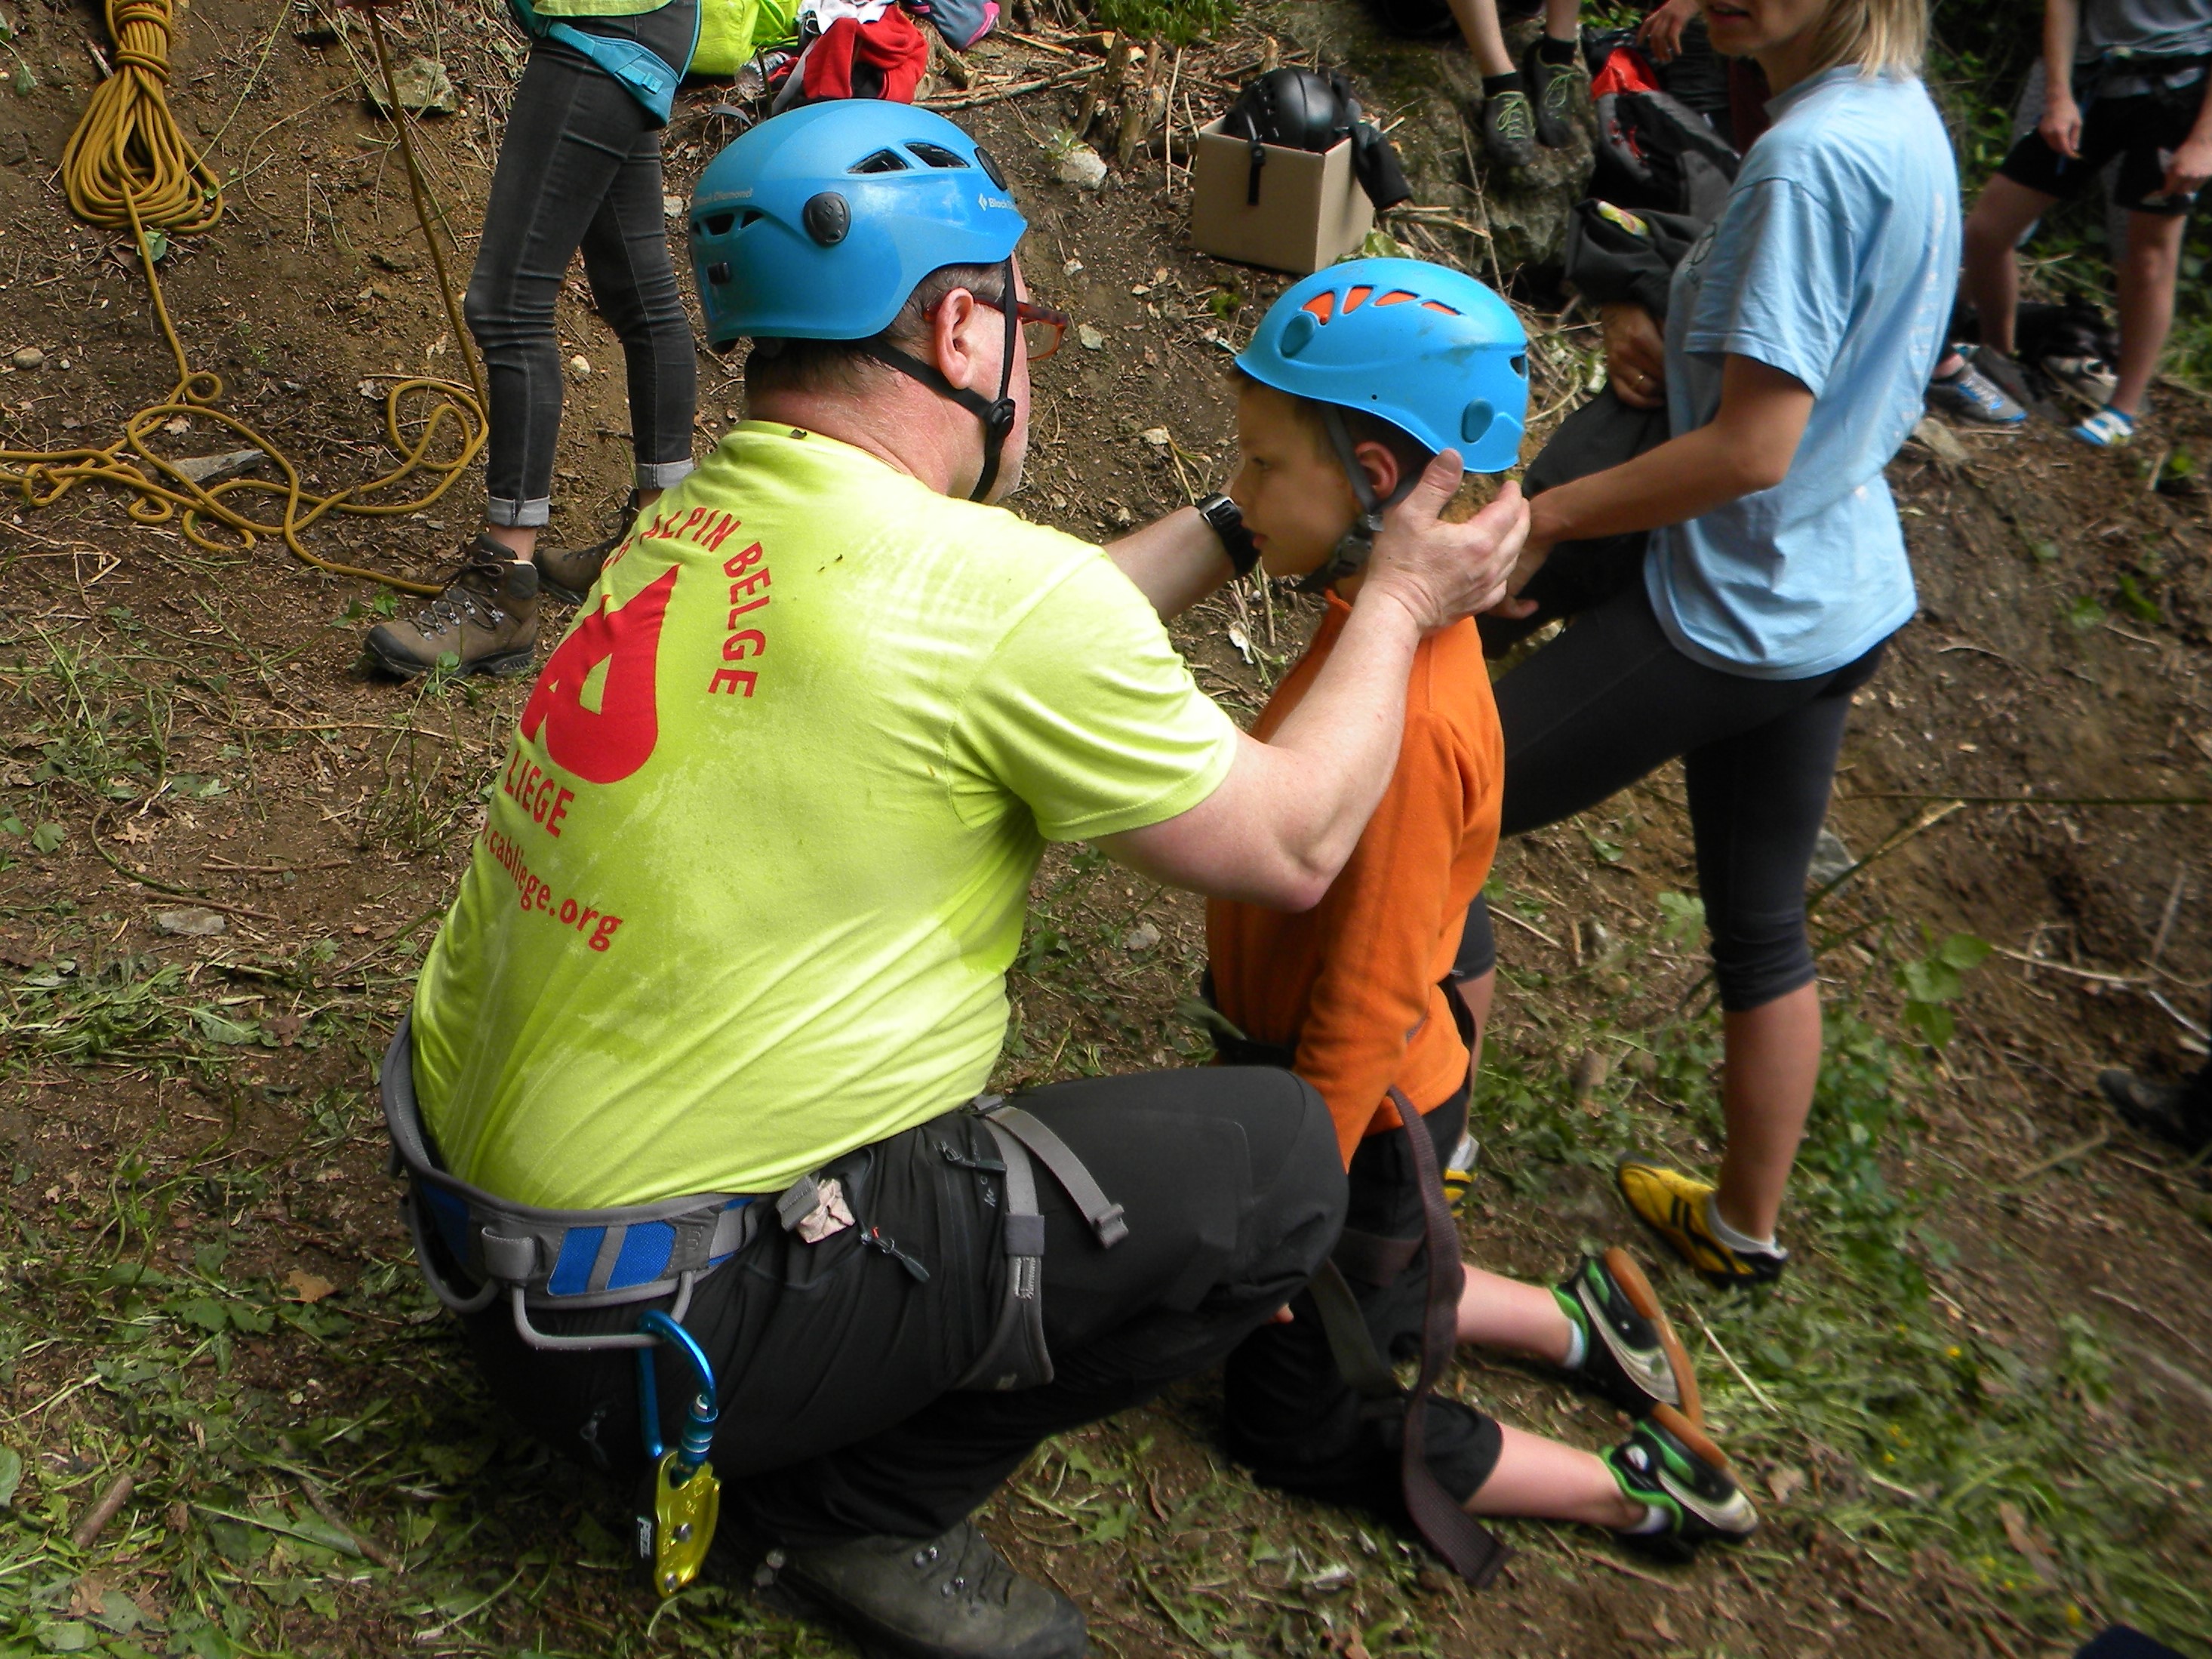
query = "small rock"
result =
(367, 55, 457, 117)
(169, 449, 266, 487)
(1911, 415, 1968, 467)
(1807, 826, 1854, 889)
(153, 908, 226, 937)
(663, 193, 683, 220)
(567, 355, 592, 382)
(1139, 426, 1169, 447)
(1076, 324, 1105, 352)
(9, 346, 44, 371)
(1121, 923, 1160, 953)
(1053, 143, 1106, 190)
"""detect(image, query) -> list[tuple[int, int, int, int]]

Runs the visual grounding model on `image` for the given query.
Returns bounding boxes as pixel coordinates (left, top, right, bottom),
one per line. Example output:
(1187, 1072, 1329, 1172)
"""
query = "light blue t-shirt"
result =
(1645, 67, 1960, 679)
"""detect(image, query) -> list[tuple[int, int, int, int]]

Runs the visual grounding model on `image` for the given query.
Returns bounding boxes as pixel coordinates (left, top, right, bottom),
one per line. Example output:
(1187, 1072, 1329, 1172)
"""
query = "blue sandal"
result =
(2072, 405, 2136, 448)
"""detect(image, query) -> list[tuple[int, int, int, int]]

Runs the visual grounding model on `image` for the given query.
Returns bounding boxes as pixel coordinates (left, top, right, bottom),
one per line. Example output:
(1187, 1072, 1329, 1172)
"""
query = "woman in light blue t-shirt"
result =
(1455, 0, 1957, 1288)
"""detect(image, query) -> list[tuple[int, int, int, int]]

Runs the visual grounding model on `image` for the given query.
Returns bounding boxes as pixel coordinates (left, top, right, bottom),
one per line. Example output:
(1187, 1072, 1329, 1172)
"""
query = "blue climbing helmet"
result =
(1236, 258, 1528, 590)
(690, 100, 1031, 499)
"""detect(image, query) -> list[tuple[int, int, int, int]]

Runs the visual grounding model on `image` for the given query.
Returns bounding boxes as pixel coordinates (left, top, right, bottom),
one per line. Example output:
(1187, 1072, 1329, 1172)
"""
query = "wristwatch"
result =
(1195, 492, 1261, 578)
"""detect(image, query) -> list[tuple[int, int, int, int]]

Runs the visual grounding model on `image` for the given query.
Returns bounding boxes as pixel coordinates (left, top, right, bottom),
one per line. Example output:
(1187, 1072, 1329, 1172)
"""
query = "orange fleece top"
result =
(1205, 596, 1504, 1168)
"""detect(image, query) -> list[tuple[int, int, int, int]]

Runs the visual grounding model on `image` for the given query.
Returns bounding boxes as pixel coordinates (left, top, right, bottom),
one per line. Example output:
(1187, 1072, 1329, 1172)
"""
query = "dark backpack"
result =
(1588, 42, 1740, 220)
(1361, 0, 1458, 38)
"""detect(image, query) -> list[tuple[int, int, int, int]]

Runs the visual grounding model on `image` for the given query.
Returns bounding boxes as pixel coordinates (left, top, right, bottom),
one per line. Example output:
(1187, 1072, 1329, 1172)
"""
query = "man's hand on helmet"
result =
(1360, 450, 1531, 632)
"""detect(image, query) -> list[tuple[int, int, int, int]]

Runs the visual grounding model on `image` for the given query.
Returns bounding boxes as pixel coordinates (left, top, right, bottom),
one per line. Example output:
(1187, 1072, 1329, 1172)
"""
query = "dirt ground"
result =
(2, 1, 2210, 1655)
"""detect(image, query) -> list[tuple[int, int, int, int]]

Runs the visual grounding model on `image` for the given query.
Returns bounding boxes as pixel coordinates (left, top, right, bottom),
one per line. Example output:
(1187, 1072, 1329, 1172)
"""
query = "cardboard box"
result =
(1191, 117, 1376, 276)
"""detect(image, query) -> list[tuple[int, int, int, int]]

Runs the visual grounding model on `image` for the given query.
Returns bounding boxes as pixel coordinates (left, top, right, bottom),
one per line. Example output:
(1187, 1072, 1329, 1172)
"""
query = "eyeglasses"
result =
(924, 294, 1072, 362)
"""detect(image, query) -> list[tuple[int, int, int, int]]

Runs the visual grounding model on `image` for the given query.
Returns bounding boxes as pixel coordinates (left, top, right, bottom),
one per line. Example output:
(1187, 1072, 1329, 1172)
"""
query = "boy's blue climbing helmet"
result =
(1235, 258, 1529, 473)
(689, 100, 1027, 349)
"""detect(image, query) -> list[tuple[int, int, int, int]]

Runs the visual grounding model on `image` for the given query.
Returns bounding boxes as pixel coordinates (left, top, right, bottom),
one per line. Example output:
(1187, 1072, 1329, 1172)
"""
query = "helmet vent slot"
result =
(851, 149, 912, 174)
(700, 212, 736, 235)
(905, 142, 969, 169)
(1509, 353, 1527, 377)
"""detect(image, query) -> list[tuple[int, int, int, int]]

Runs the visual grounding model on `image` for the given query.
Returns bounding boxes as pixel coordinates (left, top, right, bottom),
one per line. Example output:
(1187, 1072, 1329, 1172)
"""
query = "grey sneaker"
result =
(365, 535, 540, 679)
(779, 1521, 1088, 1659)
(1927, 356, 2025, 426)
(1481, 88, 1537, 170)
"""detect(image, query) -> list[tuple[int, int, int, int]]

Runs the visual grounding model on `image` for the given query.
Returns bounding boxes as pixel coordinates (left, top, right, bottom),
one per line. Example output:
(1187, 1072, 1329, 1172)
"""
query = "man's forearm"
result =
(1104, 506, 1232, 620)
(1247, 586, 1426, 892)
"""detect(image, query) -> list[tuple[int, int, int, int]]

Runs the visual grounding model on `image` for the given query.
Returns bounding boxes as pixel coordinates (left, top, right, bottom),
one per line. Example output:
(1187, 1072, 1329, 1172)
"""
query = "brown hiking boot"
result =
(534, 492, 642, 604)
(365, 534, 540, 680)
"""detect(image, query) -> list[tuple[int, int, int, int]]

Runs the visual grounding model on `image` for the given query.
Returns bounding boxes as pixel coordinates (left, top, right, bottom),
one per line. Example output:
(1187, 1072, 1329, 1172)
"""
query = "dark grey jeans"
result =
(465, 2, 698, 528)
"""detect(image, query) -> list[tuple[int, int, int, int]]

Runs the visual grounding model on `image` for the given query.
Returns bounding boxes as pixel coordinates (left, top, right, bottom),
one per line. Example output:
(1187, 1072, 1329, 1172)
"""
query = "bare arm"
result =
(1098, 454, 1530, 910)
(1494, 355, 1813, 611)
(1104, 505, 1232, 620)
(2041, 0, 2083, 157)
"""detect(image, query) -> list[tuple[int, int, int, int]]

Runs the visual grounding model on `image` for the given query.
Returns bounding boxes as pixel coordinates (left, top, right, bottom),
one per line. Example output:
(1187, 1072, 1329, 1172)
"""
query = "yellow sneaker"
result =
(1615, 1159, 1788, 1287)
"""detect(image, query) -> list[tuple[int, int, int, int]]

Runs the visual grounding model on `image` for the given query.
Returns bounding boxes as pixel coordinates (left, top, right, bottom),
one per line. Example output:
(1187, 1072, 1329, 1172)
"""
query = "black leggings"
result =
(1456, 580, 1887, 1013)
(462, 1067, 1345, 1546)
(465, 3, 698, 528)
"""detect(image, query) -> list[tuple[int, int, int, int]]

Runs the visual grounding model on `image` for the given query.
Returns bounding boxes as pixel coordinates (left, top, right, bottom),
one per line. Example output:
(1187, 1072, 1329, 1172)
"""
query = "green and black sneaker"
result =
(1604, 1405, 1758, 1555)
(1555, 1247, 1702, 1424)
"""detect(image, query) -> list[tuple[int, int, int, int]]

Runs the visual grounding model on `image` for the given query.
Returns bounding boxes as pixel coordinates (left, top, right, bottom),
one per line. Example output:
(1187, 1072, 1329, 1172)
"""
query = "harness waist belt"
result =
(380, 1012, 768, 1352)
(506, 0, 698, 124)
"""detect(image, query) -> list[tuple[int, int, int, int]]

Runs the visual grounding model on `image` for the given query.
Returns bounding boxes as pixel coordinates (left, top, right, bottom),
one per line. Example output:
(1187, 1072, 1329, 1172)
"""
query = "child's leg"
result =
(1455, 1263, 1571, 1362)
(1466, 1425, 1643, 1528)
(1540, 0, 1577, 45)
(1443, 0, 1515, 78)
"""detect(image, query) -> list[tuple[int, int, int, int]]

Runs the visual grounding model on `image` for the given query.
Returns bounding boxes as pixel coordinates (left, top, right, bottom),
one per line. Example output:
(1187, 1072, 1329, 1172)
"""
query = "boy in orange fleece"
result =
(1208, 260, 1755, 1556)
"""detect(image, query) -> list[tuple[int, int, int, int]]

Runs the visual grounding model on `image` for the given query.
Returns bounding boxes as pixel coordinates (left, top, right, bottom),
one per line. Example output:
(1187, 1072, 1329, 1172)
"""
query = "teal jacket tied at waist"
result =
(507, 0, 700, 124)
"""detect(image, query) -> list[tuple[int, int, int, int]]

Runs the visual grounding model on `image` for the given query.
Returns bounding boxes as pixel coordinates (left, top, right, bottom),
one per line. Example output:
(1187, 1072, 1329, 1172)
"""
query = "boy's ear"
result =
(1351, 439, 1401, 506)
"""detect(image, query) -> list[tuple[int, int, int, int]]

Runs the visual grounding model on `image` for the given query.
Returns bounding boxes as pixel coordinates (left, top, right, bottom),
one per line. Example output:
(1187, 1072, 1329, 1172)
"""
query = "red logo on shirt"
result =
(519, 565, 680, 785)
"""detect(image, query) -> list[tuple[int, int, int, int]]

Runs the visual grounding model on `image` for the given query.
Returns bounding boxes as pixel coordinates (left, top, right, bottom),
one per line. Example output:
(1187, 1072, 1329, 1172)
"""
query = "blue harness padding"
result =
(380, 1011, 767, 1351)
(507, 0, 701, 125)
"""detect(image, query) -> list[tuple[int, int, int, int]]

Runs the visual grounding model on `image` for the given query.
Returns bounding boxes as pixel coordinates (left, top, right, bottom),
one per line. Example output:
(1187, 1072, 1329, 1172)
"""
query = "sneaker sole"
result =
(1647, 1405, 1758, 1538)
(1601, 1247, 1703, 1430)
(773, 1567, 1091, 1659)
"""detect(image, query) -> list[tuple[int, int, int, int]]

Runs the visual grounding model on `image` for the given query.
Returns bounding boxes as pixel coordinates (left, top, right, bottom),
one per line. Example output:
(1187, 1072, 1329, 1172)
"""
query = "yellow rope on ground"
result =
(5, 0, 486, 595)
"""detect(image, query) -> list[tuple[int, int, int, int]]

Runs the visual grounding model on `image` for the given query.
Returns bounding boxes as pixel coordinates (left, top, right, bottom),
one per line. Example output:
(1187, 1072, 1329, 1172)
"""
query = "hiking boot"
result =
(778, 1520, 1088, 1659)
(1480, 88, 1538, 170)
(1604, 1404, 1758, 1553)
(1927, 355, 2025, 426)
(365, 534, 540, 680)
(535, 492, 642, 604)
(1555, 1247, 1701, 1423)
(2044, 354, 2118, 410)
(2098, 1067, 2212, 1154)
(1616, 1159, 1788, 1288)
(1521, 40, 1578, 148)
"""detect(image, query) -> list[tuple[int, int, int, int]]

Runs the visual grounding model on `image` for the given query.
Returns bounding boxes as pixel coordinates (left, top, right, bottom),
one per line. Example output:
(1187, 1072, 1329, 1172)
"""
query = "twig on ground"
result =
(1488, 906, 1563, 950)
(285, 1467, 405, 1572)
(2000, 1129, 2109, 1188)
(71, 1470, 135, 1551)
(1689, 1311, 1779, 1413)
(2088, 1287, 2212, 1365)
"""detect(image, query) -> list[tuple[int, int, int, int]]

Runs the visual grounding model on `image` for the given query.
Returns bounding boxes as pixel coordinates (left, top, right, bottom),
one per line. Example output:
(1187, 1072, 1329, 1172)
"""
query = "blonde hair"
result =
(1804, 0, 1928, 78)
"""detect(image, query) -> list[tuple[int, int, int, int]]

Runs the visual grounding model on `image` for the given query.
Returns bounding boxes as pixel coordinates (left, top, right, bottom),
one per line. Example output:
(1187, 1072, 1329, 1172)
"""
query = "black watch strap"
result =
(1196, 493, 1260, 578)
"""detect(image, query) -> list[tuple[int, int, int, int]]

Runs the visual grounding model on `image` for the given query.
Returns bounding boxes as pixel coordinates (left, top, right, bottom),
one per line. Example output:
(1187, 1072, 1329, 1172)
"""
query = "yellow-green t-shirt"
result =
(411, 425, 1238, 1209)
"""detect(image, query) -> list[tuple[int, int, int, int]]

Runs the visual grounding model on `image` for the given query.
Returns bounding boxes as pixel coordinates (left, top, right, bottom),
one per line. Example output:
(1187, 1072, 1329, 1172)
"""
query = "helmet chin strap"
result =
(854, 257, 1021, 503)
(1295, 406, 1417, 596)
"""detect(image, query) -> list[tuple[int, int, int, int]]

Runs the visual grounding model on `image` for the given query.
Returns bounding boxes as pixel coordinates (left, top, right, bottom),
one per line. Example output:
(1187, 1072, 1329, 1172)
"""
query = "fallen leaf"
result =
(1121, 924, 1159, 953)
(263, 1012, 306, 1046)
(1139, 426, 1169, 446)
(1652, 1611, 1678, 1642)
(1767, 1465, 1806, 1504)
(1226, 620, 1252, 663)
(1997, 1500, 2057, 1584)
(284, 1270, 336, 1304)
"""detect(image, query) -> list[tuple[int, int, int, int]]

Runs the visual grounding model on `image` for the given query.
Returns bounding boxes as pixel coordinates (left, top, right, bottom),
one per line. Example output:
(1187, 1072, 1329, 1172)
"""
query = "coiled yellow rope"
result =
(5, 0, 486, 594)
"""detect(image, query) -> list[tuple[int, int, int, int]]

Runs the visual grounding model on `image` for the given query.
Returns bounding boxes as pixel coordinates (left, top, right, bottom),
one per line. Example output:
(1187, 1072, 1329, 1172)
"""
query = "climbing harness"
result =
(380, 1018, 1131, 1585)
(506, 0, 702, 125)
(4, 0, 488, 595)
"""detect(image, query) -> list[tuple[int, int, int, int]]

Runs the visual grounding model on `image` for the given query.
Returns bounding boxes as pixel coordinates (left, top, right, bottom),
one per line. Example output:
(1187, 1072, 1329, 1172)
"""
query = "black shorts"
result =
(1998, 76, 2210, 214)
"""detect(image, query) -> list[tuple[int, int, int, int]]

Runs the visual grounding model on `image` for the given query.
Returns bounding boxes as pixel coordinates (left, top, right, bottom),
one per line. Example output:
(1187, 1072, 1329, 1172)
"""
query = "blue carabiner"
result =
(634, 1309, 719, 1479)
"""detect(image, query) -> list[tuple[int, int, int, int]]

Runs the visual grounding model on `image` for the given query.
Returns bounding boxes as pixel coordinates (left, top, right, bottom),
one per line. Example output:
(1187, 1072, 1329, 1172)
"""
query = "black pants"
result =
(465, 4, 698, 528)
(463, 1067, 1345, 1546)
(1222, 1084, 1503, 1514)
(1456, 580, 1887, 1012)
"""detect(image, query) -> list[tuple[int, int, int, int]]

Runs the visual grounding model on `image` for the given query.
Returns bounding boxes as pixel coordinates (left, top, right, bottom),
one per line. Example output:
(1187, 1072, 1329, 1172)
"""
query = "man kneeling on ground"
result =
(386, 101, 1527, 1659)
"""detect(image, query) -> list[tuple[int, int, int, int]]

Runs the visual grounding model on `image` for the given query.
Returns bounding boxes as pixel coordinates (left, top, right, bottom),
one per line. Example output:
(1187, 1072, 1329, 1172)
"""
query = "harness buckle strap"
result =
(976, 1100, 1130, 1249)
